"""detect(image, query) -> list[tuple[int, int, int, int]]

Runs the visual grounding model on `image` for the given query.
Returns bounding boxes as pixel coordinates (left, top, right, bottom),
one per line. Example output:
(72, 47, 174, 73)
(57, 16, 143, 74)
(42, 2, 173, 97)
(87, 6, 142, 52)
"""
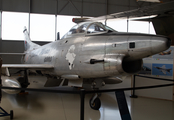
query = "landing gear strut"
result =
(89, 93, 101, 110)
(16, 70, 30, 93)
(89, 79, 105, 110)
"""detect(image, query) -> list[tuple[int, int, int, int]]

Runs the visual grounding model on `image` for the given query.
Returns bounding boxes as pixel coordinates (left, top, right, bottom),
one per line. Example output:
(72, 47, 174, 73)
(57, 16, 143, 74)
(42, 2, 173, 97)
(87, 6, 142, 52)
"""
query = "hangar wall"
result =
(0, 40, 50, 63)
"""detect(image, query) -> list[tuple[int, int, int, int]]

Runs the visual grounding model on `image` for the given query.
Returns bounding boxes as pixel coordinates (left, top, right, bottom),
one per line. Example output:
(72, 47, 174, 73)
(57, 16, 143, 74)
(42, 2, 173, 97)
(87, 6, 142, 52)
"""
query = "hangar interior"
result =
(0, 0, 174, 120)
(0, 0, 170, 64)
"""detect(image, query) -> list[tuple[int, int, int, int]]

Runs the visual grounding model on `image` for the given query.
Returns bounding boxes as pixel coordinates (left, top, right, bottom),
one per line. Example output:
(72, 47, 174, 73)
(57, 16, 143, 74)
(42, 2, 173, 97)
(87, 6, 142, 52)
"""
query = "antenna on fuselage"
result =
(57, 32, 60, 40)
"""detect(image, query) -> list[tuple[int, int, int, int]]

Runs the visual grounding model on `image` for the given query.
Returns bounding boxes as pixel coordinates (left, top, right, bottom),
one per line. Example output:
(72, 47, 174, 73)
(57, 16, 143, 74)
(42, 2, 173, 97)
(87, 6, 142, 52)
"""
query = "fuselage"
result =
(23, 22, 171, 79)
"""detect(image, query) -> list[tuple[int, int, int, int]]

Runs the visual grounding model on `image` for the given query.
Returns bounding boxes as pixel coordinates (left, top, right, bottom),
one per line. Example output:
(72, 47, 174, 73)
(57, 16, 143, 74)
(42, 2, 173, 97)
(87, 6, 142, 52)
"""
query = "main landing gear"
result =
(16, 70, 30, 93)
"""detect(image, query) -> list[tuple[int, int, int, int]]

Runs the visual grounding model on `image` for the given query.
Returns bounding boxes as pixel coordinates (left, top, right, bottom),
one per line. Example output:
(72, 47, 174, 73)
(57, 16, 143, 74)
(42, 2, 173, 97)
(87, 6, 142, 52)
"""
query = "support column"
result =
(28, 0, 32, 35)
(0, 10, 2, 53)
(127, 17, 129, 32)
(0, 0, 2, 42)
(0, 11, 1, 40)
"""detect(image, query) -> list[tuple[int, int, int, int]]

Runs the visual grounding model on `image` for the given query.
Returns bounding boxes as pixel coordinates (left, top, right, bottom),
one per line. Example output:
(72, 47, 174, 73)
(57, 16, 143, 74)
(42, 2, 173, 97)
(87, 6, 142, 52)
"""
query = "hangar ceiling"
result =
(0, 0, 172, 17)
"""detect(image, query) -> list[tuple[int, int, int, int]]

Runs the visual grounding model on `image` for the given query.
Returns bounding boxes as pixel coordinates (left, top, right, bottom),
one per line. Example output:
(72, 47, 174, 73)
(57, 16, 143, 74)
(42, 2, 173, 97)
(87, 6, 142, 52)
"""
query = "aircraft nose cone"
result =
(151, 36, 171, 55)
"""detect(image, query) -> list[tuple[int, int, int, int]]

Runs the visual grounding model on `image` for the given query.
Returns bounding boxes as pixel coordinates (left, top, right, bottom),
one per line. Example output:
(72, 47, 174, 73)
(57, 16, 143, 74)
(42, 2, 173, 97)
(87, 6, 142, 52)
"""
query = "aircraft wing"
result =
(161, 65, 166, 69)
(161, 70, 166, 74)
(2, 64, 54, 77)
(2, 64, 54, 69)
(89, 1, 174, 21)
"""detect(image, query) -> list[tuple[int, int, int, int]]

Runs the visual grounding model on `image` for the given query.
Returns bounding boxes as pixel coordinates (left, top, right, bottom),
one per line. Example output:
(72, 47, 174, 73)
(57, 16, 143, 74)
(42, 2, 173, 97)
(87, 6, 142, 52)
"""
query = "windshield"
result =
(67, 23, 90, 35)
(87, 22, 116, 34)
(61, 22, 116, 39)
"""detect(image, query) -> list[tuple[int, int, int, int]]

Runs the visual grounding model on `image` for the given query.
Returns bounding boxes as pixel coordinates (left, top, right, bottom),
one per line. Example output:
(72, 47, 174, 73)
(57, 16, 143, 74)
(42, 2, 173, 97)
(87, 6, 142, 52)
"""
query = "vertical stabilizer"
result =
(161, 65, 166, 69)
(23, 26, 40, 51)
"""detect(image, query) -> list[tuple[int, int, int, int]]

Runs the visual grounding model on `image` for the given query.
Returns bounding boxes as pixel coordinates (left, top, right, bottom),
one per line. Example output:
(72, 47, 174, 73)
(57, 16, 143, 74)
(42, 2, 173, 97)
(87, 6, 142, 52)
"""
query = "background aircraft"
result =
(89, 1, 174, 45)
(159, 50, 172, 55)
(154, 65, 172, 74)
(0, 2, 173, 110)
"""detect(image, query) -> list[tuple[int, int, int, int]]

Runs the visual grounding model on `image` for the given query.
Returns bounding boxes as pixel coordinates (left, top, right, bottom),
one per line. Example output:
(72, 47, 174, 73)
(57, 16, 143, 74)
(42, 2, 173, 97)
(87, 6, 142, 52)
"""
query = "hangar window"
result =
(129, 21, 156, 34)
(30, 14, 55, 41)
(57, 15, 77, 39)
(107, 19, 127, 32)
(2, 11, 29, 40)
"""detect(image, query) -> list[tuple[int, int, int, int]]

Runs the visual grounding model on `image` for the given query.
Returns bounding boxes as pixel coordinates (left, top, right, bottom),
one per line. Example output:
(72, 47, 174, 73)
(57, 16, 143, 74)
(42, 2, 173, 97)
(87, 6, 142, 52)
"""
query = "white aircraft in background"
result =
(154, 65, 172, 74)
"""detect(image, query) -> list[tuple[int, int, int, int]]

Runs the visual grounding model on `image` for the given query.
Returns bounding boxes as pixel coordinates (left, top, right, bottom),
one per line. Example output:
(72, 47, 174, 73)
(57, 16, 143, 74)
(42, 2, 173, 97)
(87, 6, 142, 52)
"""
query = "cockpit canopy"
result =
(62, 22, 116, 39)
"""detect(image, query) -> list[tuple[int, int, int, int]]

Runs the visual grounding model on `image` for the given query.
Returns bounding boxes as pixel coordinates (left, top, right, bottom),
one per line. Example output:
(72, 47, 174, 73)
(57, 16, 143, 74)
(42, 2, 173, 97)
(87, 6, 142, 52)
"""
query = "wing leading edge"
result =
(2, 64, 54, 77)
(2, 64, 54, 69)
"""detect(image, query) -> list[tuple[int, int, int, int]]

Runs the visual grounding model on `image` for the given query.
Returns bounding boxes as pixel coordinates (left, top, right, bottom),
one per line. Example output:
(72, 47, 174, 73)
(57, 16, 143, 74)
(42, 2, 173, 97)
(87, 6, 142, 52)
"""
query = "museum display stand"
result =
(0, 107, 13, 120)
(131, 74, 174, 101)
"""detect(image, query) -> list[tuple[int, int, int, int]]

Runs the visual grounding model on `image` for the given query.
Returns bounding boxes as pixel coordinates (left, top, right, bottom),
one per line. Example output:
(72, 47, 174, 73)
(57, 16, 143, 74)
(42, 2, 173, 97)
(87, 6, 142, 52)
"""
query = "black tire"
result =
(10, 110, 13, 120)
(89, 97, 101, 110)
(17, 77, 29, 88)
(16, 77, 25, 84)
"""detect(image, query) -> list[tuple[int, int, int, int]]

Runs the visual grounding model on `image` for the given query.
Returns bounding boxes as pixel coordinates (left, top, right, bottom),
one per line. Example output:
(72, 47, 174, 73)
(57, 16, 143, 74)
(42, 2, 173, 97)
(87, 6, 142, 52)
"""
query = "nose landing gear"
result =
(89, 95, 101, 110)
(89, 80, 105, 110)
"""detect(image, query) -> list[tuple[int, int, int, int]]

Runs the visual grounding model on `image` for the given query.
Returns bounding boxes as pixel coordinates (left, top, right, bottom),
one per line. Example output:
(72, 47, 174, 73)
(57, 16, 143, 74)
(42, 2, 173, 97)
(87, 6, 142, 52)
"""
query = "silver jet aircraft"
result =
(1, 21, 171, 110)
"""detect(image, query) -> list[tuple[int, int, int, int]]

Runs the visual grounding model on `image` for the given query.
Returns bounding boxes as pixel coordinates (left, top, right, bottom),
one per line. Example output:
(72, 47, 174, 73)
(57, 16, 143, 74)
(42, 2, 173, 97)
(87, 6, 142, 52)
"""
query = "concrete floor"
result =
(0, 76, 174, 120)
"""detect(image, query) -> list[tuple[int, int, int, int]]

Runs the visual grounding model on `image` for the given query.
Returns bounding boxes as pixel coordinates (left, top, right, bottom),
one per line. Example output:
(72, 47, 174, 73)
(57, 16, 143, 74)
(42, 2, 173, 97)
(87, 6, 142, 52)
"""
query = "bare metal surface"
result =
(1, 22, 171, 89)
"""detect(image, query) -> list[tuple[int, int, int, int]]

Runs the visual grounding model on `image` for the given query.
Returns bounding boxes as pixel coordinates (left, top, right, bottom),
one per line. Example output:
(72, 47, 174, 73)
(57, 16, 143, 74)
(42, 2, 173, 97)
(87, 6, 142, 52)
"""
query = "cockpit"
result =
(62, 22, 116, 39)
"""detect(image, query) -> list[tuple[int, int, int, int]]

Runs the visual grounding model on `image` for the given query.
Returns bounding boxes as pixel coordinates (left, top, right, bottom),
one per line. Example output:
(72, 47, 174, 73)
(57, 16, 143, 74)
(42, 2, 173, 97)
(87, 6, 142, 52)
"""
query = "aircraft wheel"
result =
(10, 110, 13, 120)
(16, 77, 29, 88)
(89, 97, 101, 110)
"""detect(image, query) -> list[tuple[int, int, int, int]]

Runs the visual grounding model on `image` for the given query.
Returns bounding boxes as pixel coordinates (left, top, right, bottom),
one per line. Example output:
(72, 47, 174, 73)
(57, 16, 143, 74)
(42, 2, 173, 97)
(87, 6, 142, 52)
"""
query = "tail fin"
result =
(167, 69, 172, 73)
(23, 26, 40, 51)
